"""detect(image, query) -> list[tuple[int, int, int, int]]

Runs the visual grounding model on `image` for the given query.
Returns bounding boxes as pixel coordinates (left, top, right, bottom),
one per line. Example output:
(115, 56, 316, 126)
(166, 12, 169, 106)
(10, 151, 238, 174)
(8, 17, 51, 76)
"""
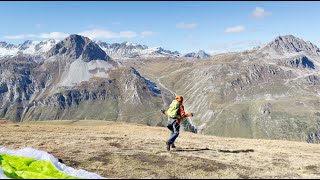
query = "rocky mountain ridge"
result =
(1, 34, 320, 143)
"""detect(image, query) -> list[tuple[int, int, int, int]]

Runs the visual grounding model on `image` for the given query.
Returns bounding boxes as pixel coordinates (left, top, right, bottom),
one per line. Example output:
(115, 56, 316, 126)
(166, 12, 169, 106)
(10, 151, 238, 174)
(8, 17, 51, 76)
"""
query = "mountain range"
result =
(0, 34, 168, 126)
(124, 35, 320, 142)
(0, 34, 319, 143)
(0, 39, 209, 60)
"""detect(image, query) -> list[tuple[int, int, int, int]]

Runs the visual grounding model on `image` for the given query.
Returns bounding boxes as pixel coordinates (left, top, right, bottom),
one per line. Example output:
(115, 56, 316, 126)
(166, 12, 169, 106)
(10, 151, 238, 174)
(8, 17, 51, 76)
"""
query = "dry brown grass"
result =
(1, 120, 320, 179)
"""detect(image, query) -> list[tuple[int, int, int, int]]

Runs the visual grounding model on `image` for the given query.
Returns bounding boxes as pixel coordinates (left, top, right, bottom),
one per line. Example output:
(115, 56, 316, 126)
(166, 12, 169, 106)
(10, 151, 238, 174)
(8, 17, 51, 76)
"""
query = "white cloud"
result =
(118, 31, 138, 38)
(3, 32, 69, 40)
(112, 22, 121, 25)
(38, 32, 69, 39)
(3, 29, 157, 41)
(35, 24, 42, 29)
(176, 22, 198, 29)
(224, 25, 246, 33)
(140, 31, 158, 37)
(3, 34, 26, 40)
(79, 29, 159, 39)
(251, 7, 272, 19)
(79, 29, 138, 39)
(87, 24, 105, 29)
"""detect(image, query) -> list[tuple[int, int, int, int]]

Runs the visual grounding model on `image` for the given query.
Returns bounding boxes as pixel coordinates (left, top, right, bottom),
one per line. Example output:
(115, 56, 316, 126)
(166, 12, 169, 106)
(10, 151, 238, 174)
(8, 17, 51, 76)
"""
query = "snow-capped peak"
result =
(95, 41, 180, 59)
(0, 39, 58, 58)
(183, 50, 210, 59)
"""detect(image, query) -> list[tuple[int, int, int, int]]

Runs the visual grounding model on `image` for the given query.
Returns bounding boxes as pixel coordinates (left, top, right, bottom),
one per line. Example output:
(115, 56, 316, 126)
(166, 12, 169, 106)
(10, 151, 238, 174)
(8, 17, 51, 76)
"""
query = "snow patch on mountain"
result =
(58, 59, 115, 87)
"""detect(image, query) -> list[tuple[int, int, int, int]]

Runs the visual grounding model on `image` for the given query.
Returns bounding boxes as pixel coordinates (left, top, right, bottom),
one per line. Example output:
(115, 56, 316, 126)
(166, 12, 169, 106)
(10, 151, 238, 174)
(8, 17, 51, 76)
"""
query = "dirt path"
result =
(1, 120, 320, 179)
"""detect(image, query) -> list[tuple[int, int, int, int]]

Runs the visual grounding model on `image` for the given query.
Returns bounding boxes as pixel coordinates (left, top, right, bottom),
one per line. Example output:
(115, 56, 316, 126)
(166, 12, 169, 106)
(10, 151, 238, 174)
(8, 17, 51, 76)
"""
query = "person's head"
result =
(175, 95, 183, 103)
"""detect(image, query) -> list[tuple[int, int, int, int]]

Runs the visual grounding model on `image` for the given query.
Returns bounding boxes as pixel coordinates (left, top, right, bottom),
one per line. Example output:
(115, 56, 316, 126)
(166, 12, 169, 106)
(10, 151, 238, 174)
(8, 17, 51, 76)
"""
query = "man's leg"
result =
(166, 130, 173, 151)
(168, 121, 180, 145)
(169, 129, 177, 148)
(166, 118, 175, 151)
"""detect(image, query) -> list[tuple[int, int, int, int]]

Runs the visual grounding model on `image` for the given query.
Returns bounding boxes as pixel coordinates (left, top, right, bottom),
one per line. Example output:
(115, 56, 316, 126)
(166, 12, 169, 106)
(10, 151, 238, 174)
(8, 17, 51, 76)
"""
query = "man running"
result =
(163, 95, 193, 151)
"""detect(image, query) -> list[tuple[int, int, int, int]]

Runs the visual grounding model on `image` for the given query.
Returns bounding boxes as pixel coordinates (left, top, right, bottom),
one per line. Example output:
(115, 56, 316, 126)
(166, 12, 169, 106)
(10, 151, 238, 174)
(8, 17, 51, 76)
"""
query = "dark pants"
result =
(167, 118, 180, 145)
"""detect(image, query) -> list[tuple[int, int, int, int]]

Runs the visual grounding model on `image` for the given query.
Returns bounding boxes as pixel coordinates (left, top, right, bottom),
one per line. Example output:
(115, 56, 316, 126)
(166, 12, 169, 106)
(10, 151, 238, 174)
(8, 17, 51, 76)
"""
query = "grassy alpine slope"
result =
(1, 120, 320, 179)
(123, 53, 320, 141)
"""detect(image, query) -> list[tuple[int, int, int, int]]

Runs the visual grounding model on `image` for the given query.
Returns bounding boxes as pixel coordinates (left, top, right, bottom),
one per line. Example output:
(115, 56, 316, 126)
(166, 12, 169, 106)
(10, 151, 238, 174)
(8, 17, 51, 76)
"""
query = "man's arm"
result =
(179, 105, 193, 117)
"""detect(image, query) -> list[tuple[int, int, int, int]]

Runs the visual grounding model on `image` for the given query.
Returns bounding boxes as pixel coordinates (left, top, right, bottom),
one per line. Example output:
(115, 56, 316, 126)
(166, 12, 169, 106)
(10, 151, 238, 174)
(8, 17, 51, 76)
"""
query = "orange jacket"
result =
(177, 104, 191, 124)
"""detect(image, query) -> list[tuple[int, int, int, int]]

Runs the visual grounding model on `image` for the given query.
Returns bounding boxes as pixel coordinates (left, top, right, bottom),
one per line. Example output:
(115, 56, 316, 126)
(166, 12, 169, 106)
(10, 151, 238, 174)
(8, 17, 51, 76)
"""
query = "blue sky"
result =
(0, 1, 320, 54)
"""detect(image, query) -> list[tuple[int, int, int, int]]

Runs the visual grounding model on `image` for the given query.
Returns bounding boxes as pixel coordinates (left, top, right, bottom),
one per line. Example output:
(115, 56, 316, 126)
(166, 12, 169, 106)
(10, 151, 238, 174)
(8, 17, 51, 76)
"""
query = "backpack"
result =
(167, 100, 181, 119)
